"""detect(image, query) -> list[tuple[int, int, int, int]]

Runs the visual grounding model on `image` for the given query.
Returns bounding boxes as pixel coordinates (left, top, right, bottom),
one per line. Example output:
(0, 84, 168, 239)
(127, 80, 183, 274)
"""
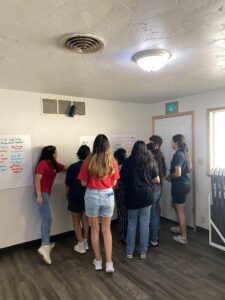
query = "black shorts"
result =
(68, 198, 85, 213)
(171, 181, 191, 204)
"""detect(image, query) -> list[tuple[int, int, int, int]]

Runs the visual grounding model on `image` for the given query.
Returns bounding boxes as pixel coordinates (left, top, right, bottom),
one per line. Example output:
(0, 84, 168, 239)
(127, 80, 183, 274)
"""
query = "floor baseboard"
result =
(0, 218, 208, 253)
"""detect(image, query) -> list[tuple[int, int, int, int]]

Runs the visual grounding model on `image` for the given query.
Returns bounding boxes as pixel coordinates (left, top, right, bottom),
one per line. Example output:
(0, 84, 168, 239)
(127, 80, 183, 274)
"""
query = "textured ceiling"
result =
(0, 0, 225, 103)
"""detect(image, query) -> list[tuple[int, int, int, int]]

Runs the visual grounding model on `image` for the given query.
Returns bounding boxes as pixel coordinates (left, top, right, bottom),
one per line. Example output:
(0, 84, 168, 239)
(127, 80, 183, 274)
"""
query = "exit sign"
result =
(165, 102, 178, 114)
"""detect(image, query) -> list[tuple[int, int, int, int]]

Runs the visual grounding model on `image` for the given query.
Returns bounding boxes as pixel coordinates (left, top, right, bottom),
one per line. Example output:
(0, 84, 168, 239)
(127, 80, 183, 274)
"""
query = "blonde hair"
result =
(87, 134, 115, 178)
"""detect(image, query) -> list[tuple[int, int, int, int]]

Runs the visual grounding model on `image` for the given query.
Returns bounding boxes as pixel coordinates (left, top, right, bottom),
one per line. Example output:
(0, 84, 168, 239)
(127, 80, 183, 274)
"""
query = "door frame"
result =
(152, 111, 196, 230)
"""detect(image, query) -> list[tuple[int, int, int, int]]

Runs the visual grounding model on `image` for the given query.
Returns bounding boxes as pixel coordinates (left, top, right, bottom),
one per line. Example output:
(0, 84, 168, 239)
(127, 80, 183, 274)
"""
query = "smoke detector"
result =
(63, 34, 104, 54)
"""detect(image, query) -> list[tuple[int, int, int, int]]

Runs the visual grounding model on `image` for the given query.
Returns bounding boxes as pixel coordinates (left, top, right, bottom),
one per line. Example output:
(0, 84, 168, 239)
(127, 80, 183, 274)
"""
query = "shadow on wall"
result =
(22, 186, 41, 244)
(32, 146, 43, 171)
(50, 179, 73, 235)
(21, 183, 72, 247)
(0, 186, 41, 248)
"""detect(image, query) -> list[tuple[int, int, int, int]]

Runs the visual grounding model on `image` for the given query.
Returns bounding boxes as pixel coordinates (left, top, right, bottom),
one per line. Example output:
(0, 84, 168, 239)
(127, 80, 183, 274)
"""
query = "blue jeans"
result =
(126, 205, 151, 255)
(85, 188, 114, 217)
(33, 192, 52, 245)
(149, 186, 162, 242)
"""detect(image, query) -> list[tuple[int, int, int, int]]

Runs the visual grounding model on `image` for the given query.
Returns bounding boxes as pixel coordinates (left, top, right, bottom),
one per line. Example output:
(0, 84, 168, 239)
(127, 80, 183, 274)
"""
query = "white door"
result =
(153, 113, 195, 228)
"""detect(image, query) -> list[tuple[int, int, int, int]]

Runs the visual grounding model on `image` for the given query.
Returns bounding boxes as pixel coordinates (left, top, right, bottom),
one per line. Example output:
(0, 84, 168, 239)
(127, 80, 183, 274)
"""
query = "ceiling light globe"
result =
(132, 49, 171, 72)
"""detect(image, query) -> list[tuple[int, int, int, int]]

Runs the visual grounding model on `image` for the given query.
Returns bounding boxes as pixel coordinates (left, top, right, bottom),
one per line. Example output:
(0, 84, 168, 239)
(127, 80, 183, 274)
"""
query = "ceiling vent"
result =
(63, 34, 104, 54)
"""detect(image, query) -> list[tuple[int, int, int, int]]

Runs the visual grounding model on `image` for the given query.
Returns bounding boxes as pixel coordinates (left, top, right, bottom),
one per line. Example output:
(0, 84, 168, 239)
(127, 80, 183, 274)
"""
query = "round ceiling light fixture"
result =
(132, 49, 172, 72)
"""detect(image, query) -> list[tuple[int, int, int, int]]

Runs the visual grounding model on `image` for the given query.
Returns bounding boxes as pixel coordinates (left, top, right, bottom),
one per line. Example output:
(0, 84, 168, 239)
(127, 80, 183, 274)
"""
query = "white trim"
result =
(210, 220, 225, 243)
(209, 193, 225, 251)
(209, 241, 225, 252)
(209, 194, 212, 245)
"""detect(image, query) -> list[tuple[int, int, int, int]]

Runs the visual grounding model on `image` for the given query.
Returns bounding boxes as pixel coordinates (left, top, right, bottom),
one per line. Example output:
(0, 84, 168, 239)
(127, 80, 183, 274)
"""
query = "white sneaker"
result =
(173, 235, 188, 245)
(126, 254, 133, 259)
(38, 245, 52, 265)
(170, 226, 181, 234)
(93, 259, 102, 271)
(84, 239, 89, 250)
(106, 262, 114, 273)
(49, 243, 55, 252)
(74, 241, 86, 254)
(140, 254, 146, 259)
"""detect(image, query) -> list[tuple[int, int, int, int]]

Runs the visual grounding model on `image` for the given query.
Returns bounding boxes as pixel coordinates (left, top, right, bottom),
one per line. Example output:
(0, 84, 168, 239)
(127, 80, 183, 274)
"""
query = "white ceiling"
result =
(0, 0, 225, 103)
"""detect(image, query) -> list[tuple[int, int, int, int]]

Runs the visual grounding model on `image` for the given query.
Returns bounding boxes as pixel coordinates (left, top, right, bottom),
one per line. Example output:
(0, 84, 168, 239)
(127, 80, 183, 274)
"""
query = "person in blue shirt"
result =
(65, 145, 90, 254)
(166, 134, 192, 245)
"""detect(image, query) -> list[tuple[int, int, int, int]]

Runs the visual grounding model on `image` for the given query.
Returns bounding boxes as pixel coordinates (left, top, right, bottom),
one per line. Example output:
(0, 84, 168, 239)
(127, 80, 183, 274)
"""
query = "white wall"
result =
(147, 88, 225, 229)
(1, 87, 225, 248)
(0, 89, 150, 248)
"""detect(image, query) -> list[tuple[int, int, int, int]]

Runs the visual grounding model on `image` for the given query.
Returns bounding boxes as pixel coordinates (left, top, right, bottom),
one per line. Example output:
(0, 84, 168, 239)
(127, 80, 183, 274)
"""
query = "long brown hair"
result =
(131, 141, 155, 170)
(173, 134, 193, 171)
(86, 134, 114, 178)
(37, 145, 60, 172)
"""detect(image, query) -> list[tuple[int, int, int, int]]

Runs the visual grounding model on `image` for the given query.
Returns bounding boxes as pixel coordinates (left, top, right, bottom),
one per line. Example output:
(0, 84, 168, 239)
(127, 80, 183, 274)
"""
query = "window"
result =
(208, 107, 225, 171)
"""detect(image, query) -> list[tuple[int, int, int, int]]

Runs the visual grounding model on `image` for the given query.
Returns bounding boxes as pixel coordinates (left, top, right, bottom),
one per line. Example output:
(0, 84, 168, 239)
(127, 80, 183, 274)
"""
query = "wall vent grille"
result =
(73, 101, 86, 115)
(42, 99, 86, 116)
(42, 99, 58, 114)
(58, 100, 71, 115)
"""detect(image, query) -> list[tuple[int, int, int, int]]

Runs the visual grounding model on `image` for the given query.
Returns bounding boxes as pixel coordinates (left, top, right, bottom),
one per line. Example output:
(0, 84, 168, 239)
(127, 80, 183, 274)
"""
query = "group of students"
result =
(33, 133, 192, 272)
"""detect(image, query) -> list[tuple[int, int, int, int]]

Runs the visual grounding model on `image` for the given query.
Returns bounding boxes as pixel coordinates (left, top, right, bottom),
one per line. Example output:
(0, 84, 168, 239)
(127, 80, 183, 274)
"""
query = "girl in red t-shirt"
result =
(78, 134, 119, 272)
(34, 145, 65, 265)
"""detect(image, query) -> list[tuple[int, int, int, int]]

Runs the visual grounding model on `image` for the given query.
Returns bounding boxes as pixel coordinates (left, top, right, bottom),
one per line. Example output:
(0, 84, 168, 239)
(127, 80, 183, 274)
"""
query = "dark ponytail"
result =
(173, 134, 193, 171)
(37, 145, 59, 172)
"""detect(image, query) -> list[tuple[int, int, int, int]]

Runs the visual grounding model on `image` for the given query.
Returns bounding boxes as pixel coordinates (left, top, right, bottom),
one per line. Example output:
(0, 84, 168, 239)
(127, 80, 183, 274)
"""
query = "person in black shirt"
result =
(147, 135, 166, 247)
(121, 141, 160, 258)
(166, 134, 192, 245)
(114, 148, 127, 243)
(65, 145, 90, 254)
(147, 135, 166, 181)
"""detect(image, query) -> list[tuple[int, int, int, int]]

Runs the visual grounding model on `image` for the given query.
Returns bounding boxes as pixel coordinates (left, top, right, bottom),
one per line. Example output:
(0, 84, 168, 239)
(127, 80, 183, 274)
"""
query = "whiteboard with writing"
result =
(0, 135, 33, 190)
(79, 135, 137, 156)
(110, 135, 137, 155)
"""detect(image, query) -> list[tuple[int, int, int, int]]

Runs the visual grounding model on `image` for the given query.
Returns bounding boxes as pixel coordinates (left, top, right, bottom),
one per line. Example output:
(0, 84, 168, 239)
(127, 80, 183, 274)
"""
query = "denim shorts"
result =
(84, 188, 115, 217)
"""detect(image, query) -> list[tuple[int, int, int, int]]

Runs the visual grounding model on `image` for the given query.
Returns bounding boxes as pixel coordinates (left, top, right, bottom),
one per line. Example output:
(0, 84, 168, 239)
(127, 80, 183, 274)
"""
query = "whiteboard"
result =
(79, 136, 96, 150)
(79, 135, 137, 156)
(0, 135, 33, 190)
(154, 114, 195, 227)
(110, 135, 137, 155)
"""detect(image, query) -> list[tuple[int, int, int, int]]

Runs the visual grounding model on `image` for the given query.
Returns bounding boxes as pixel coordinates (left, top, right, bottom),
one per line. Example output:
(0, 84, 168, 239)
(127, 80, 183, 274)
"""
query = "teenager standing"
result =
(65, 145, 90, 254)
(34, 145, 65, 264)
(121, 141, 160, 258)
(78, 134, 119, 272)
(167, 134, 192, 244)
(147, 135, 166, 247)
(114, 148, 128, 243)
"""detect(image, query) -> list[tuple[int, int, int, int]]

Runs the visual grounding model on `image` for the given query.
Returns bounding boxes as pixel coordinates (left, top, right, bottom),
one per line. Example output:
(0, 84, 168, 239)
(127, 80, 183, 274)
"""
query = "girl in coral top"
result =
(78, 134, 119, 273)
